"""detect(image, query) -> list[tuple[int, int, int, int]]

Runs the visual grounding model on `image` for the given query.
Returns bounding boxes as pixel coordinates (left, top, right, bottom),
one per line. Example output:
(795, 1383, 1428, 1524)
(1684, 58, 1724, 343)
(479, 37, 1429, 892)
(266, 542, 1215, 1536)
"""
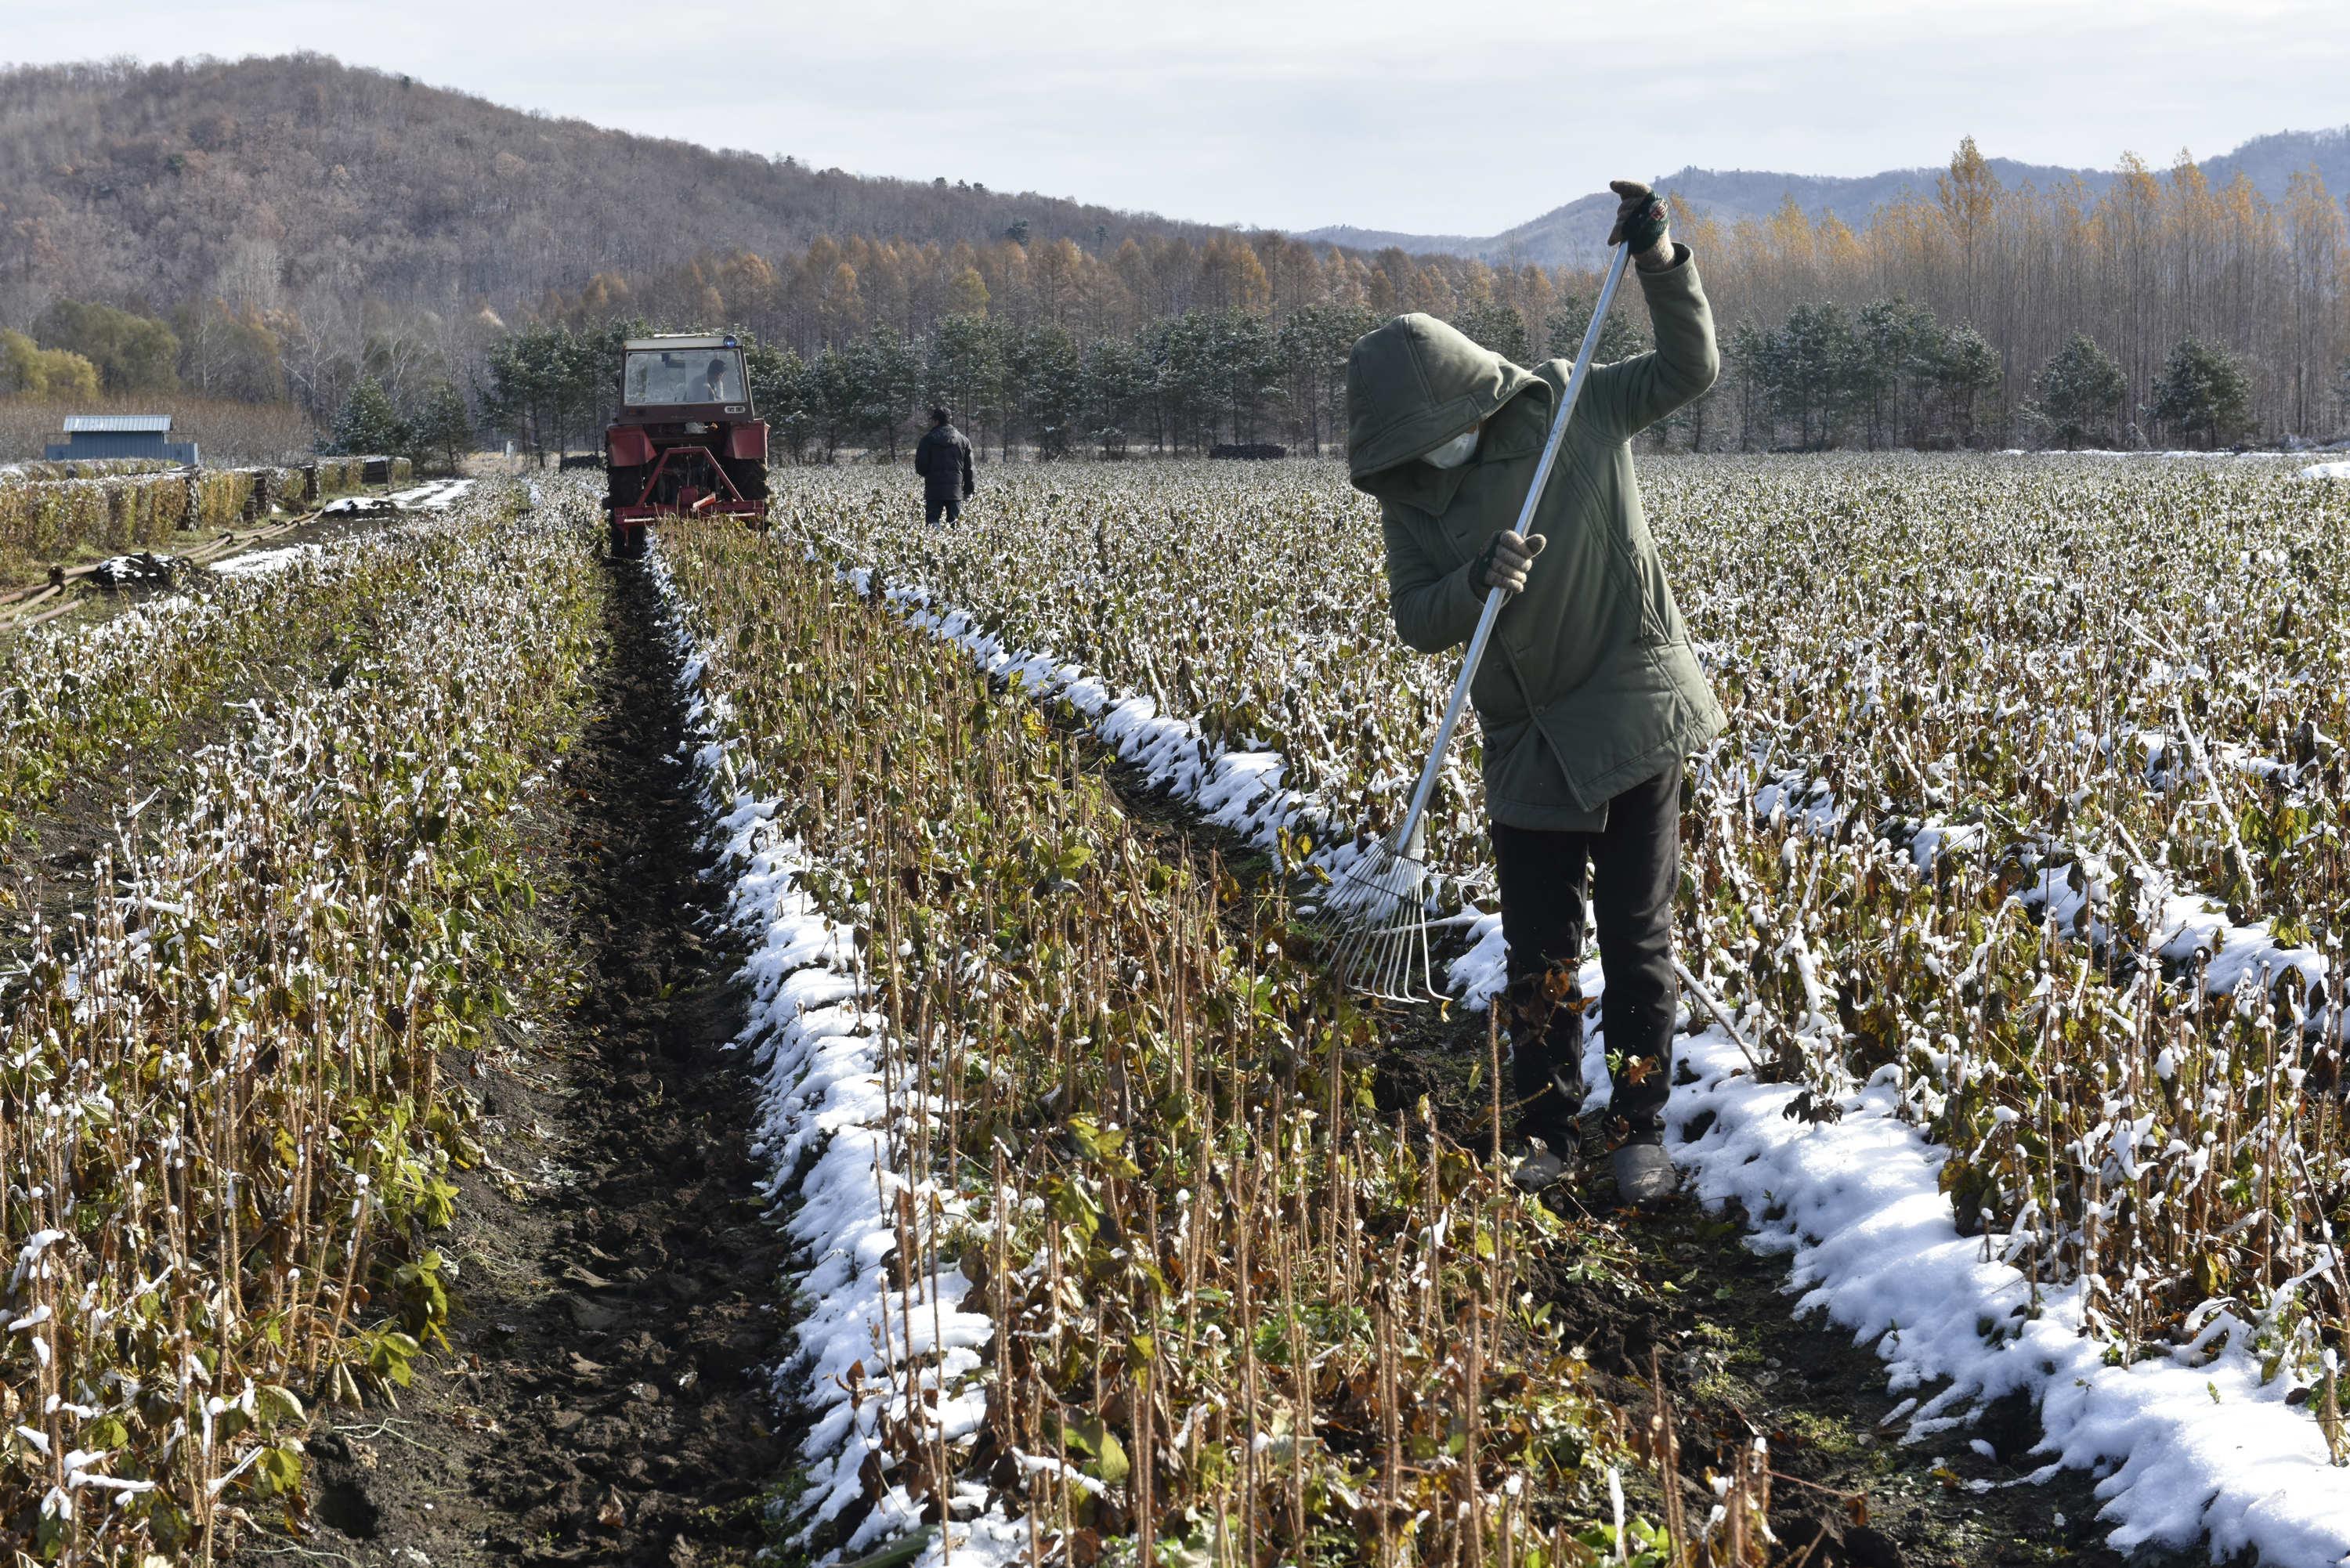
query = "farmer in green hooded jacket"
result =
(1345, 180, 1722, 1205)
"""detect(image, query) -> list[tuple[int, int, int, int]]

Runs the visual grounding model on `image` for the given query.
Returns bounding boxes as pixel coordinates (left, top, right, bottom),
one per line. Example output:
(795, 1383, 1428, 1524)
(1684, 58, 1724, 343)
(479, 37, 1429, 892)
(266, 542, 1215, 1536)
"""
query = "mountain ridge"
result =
(1303, 132, 2350, 266)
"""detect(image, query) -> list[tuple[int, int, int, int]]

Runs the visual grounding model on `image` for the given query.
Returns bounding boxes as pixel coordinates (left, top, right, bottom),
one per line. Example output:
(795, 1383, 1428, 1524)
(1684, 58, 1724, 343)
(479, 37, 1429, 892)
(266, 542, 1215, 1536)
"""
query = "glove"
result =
(963, 478, 975, 499)
(1607, 179, 1670, 258)
(1473, 529, 1546, 596)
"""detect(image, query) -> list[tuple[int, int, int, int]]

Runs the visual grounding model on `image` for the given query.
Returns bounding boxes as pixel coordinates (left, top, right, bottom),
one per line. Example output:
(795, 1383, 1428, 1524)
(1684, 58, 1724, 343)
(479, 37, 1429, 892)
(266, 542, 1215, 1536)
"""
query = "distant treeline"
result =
(1689, 139, 2350, 449)
(475, 297, 1643, 465)
(475, 278, 2320, 466)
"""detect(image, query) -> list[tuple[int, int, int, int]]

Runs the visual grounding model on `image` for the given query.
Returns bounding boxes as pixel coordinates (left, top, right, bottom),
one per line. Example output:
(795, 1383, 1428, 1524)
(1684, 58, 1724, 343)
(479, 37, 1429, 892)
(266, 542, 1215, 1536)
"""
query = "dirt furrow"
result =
(264, 558, 790, 1567)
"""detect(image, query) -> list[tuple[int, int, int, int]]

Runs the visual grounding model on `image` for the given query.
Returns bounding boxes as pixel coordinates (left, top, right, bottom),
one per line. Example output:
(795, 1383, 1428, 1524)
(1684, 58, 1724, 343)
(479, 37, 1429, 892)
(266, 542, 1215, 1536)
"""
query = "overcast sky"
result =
(5, 0, 2344, 236)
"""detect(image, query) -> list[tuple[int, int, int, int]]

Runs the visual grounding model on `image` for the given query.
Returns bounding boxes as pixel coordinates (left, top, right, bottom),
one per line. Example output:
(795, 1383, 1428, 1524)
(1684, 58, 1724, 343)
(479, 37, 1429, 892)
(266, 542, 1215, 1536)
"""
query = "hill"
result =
(0, 54, 1226, 323)
(1303, 134, 2350, 266)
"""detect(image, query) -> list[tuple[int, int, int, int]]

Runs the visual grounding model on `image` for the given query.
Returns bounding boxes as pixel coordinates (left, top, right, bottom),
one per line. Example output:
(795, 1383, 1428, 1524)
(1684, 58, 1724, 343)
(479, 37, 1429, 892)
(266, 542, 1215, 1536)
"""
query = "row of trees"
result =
(465, 299, 2285, 466)
(34, 279, 2341, 469)
(327, 376, 475, 471)
(471, 284, 1661, 468)
(1721, 299, 2003, 450)
(1719, 290, 2280, 452)
(472, 313, 1340, 465)
(489, 139, 2350, 456)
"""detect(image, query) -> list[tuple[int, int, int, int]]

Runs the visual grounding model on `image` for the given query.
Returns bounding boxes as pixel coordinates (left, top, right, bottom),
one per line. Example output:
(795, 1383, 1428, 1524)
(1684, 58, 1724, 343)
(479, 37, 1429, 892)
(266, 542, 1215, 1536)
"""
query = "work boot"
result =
(1611, 1141, 1677, 1207)
(1506, 1138, 1569, 1194)
(1508, 1027, 1585, 1134)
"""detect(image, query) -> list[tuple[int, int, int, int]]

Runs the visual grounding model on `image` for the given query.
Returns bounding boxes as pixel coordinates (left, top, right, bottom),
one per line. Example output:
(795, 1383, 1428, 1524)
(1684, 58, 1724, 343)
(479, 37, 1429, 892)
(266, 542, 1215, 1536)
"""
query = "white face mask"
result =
(1420, 428, 1480, 469)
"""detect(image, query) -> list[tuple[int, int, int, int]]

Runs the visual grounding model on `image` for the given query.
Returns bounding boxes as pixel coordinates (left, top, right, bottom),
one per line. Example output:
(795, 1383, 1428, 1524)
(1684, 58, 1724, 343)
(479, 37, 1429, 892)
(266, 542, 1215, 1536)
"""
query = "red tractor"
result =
(603, 334, 769, 556)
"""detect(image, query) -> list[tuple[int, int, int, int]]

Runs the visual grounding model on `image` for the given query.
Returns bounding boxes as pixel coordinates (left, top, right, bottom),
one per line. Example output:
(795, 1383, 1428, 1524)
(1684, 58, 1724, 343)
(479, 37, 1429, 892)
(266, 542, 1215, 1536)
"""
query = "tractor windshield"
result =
(624, 349, 748, 407)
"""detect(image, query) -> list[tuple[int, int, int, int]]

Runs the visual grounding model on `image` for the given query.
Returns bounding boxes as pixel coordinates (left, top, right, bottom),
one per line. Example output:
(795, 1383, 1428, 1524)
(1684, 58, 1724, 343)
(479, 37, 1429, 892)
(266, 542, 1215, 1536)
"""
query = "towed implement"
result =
(603, 334, 769, 556)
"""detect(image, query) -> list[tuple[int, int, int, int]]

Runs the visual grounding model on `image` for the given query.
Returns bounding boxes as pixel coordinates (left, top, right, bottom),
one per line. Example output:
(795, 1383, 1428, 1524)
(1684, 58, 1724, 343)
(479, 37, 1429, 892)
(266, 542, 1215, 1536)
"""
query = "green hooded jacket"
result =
(1347, 247, 1724, 832)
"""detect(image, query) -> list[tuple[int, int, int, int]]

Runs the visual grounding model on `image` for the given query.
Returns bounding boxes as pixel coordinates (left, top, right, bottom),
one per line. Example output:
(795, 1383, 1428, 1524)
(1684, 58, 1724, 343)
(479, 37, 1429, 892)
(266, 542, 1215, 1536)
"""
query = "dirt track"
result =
(255, 557, 790, 1567)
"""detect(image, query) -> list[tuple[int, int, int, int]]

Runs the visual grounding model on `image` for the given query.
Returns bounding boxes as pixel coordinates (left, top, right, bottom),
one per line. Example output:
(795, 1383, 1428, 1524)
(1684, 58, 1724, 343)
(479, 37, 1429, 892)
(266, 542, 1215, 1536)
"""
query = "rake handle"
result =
(1390, 238, 1635, 854)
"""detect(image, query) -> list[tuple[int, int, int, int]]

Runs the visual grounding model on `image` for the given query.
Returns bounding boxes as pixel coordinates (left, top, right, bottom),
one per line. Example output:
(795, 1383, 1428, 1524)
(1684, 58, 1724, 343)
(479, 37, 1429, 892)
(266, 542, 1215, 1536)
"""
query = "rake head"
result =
(1305, 822, 1441, 1003)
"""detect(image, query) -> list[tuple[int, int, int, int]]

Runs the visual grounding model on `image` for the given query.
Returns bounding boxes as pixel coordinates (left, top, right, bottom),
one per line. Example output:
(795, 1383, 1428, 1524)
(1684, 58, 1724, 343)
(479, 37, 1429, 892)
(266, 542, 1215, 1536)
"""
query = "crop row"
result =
(0, 489, 603, 1561)
(1, 511, 499, 858)
(655, 523, 1753, 1566)
(786, 456, 2350, 1443)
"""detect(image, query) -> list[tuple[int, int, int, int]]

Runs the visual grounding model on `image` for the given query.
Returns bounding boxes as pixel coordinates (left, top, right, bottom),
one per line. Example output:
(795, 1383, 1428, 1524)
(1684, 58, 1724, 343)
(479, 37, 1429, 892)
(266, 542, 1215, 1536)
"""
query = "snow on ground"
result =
(848, 559, 2350, 1566)
(1741, 764, 2342, 1037)
(390, 477, 474, 510)
(2303, 461, 2350, 480)
(210, 544, 319, 578)
(649, 547, 1032, 1568)
(1665, 1022, 2350, 1563)
(320, 477, 475, 515)
(212, 479, 474, 571)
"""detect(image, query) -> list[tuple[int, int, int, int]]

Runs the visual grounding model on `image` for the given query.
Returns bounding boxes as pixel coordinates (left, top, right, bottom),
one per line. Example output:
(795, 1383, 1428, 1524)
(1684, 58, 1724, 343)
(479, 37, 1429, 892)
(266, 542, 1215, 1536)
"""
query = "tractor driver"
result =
(702, 357, 735, 403)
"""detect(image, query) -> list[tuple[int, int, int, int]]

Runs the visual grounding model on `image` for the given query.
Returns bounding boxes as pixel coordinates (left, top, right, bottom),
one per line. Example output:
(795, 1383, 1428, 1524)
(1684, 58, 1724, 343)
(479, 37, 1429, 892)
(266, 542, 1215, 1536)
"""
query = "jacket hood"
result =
(1347, 313, 1542, 503)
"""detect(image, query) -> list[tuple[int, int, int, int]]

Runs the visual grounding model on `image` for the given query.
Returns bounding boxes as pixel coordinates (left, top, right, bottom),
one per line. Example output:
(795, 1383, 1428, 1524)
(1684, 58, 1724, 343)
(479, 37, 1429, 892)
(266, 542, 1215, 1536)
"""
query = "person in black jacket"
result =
(913, 407, 976, 524)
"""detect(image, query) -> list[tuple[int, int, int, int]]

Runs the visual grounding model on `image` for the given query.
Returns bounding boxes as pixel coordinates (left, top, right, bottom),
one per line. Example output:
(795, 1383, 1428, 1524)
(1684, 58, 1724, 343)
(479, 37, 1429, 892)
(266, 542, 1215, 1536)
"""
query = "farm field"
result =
(764, 452, 2350, 1563)
(6, 452, 2350, 1567)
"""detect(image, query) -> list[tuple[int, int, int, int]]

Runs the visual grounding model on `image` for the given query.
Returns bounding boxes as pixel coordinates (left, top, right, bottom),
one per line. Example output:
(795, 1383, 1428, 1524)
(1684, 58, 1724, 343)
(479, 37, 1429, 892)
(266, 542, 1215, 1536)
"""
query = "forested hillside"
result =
(0, 54, 1218, 321)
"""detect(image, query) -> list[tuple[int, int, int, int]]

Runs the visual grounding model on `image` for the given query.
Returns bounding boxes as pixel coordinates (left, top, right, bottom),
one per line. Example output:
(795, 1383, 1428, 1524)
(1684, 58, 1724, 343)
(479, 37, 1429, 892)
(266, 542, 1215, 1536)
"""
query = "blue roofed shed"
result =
(44, 414, 200, 465)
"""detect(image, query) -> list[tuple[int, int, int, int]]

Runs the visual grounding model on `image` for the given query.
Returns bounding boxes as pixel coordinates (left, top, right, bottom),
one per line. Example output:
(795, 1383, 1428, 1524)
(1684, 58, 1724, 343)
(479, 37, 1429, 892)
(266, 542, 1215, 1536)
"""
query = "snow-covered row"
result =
(849, 561, 2350, 1566)
(389, 477, 475, 511)
(318, 476, 474, 515)
(647, 549, 1030, 1568)
(1668, 1014, 2350, 1563)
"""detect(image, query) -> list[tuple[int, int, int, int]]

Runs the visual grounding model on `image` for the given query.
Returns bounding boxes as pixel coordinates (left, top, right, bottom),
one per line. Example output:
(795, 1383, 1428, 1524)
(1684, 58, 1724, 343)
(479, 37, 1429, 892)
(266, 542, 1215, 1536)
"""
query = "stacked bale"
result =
(1, 464, 303, 578)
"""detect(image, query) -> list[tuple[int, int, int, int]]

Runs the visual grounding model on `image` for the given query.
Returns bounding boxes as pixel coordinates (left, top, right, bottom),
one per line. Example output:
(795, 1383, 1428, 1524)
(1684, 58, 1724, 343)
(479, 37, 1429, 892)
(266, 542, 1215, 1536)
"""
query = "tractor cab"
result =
(602, 333, 769, 556)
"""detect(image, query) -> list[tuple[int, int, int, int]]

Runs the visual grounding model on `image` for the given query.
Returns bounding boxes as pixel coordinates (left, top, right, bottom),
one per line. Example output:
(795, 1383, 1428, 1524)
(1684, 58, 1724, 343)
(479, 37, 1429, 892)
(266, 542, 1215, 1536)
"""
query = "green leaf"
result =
(255, 1385, 306, 1427)
(254, 1443, 304, 1496)
(1068, 1415, 1130, 1484)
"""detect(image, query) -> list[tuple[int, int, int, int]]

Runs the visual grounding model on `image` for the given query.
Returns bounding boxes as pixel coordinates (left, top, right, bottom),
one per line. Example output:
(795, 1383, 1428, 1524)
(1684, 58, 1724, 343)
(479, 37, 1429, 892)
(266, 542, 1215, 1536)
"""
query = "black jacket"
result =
(913, 424, 975, 503)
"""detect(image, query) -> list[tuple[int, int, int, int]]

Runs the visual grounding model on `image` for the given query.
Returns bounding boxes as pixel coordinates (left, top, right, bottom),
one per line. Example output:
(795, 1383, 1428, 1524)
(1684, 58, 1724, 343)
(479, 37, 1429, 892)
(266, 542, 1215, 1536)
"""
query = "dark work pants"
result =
(1492, 760, 1682, 1148)
(924, 493, 964, 526)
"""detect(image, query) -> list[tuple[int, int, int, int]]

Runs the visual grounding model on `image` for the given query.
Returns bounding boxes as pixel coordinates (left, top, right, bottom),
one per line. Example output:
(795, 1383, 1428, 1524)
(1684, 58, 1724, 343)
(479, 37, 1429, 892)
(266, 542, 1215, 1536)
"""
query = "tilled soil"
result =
(247, 558, 791, 1566)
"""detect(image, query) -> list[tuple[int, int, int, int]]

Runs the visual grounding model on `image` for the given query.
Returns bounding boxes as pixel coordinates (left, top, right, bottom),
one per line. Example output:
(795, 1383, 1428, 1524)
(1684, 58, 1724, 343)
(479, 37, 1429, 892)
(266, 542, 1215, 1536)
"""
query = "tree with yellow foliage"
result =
(0, 331, 99, 399)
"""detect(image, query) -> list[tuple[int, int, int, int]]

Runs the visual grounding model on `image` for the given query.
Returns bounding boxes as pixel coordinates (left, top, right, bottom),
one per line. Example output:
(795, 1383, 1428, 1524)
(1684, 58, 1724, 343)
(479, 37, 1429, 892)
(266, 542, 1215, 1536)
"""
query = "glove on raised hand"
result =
(1607, 179, 1671, 262)
(1474, 529, 1546, 596)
